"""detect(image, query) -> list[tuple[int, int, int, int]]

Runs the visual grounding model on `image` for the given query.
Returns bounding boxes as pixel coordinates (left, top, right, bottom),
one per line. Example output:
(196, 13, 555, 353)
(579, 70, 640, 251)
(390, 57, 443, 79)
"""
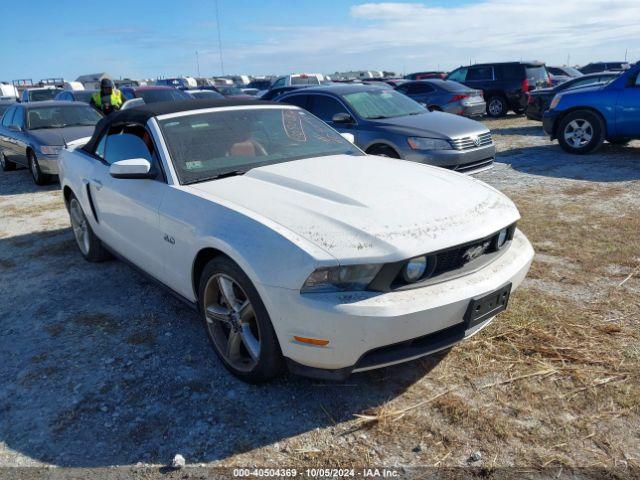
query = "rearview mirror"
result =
(340, 132, 355, 144)
(109, 158, 155, 179)
(332, 112, 354, 124)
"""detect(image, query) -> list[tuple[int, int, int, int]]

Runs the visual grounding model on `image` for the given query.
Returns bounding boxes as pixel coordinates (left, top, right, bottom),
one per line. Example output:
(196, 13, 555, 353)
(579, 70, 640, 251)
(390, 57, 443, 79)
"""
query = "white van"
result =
(0, 84, 19, 100)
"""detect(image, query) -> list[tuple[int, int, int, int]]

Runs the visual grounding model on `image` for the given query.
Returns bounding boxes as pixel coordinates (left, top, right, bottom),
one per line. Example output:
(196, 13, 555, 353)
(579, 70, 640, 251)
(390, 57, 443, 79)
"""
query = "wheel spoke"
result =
(226, 330, 243, 362)
(240, 324, 260, 361)
(205, 304, 232, 325)
(217, 276, 237, 308)
(238, 300, 253, 319)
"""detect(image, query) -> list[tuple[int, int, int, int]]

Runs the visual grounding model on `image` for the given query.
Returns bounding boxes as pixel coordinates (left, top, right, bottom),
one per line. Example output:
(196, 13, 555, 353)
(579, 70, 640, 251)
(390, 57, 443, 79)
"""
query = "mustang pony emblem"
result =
(463, 241, 490, 263)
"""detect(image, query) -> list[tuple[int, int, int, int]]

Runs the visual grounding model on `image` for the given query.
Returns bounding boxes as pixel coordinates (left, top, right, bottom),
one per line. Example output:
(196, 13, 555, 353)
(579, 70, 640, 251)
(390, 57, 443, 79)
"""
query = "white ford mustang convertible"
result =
(58, 99, 534, 382)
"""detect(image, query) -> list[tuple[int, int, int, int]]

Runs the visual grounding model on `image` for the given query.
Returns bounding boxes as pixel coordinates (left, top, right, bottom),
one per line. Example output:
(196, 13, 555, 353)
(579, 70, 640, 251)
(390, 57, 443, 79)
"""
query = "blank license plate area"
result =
(464, 283, 512, 329)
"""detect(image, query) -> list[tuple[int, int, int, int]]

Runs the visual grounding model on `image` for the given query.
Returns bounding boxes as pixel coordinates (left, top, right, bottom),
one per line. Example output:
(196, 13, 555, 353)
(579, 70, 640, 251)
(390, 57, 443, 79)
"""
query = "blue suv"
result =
(543, 62, 640, 154)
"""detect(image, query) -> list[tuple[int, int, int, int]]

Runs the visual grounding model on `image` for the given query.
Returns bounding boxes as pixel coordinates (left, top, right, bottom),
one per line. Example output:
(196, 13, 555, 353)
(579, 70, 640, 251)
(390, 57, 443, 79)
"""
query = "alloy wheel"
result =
(69, 198, 90, 255)
(203, 273, 261, 372)
(489, 98, 503, 116)
(563, 119, 593, 149)
(30, 155, 39, 180)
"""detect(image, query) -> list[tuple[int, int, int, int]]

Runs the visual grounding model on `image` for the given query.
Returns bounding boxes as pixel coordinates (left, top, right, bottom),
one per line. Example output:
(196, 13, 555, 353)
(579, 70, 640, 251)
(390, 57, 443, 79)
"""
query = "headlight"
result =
(40, 145, 63, 155)
(301, 264, 381, 293)
(549, 95, 562, 110)
(407, 137, 452, 151)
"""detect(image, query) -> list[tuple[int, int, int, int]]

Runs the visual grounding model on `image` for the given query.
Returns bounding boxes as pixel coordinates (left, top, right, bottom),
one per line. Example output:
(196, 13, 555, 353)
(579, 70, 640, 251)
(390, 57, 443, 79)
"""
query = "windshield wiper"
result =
(367, 115, 390, 119)
(184, 169, 248, 185)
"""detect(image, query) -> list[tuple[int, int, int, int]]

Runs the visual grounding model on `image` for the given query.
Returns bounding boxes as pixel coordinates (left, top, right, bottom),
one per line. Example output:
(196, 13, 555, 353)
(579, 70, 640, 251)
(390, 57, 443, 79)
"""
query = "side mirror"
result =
(332, 112, 354, 124)
(109, 158, 155, 179)
(340, 132, 355, 144)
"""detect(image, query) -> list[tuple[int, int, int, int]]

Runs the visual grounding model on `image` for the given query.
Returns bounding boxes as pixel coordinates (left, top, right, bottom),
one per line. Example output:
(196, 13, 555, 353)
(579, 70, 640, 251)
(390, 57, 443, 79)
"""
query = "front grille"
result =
(450, 132, 493, 150)
(367, 224, 517, 292)
(454, 158, 494, 173)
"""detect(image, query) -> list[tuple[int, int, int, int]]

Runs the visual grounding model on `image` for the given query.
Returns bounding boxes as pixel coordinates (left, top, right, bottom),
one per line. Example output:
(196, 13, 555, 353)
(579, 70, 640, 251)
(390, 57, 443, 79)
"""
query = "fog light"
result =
(403, 256, 427, 283)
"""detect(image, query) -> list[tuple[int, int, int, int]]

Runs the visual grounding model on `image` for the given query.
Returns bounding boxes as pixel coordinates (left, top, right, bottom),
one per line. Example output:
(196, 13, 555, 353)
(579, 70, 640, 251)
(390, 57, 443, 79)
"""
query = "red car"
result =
(120, 86, 191, 104)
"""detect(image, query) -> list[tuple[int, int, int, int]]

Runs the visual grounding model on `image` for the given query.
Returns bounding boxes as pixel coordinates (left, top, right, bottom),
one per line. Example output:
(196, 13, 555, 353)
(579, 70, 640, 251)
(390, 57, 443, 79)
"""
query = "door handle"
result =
(91, 179, 103, 190)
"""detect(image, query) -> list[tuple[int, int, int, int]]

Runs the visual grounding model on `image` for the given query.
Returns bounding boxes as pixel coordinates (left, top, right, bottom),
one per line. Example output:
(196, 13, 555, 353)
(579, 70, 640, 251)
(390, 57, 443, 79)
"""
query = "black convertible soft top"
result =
(82, 98, 278, 154)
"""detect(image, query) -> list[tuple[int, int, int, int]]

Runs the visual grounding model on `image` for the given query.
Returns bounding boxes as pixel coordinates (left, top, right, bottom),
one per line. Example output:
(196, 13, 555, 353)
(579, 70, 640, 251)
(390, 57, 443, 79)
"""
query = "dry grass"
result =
(339, 183, 640, 469)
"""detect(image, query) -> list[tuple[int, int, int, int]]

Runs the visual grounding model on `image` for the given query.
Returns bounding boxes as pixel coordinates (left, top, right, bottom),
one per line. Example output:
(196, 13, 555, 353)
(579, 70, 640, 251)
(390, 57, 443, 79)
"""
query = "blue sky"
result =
(1, 0, 638, 81)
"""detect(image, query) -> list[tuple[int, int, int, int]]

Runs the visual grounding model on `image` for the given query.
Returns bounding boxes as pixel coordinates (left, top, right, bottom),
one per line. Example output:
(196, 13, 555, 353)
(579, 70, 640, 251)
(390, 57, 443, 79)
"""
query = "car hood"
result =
(185, 155, 520, 263)
(28, 126, 97, 147)
(369, 111, 489, 140)
(561, 84, 606, 96)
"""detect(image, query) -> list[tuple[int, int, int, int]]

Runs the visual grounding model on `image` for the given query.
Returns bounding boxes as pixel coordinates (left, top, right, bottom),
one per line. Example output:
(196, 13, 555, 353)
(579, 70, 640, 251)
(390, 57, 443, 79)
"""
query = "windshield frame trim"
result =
(156, 104, 300, 122)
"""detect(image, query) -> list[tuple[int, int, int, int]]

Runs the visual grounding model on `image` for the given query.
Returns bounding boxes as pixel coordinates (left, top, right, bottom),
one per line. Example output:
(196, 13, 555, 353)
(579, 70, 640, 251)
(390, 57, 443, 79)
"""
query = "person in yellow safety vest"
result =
(90, 78, 124, 115)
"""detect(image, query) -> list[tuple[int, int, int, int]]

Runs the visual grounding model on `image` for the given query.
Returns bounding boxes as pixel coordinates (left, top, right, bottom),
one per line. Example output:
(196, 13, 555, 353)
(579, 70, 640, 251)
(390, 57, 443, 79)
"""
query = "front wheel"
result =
(28, 151, 51, 185)
(68, 195, 110, 262)
(1, 151, 16, 171)
(199, 257, 285, 383)
(367, 145, 400, 158)
(557, 110, 605, 154)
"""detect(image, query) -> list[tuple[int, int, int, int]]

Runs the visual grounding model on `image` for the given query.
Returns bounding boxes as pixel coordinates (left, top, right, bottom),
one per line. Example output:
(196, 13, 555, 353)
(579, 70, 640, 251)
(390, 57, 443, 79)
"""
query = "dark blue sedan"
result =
(277, 84, 495, 174)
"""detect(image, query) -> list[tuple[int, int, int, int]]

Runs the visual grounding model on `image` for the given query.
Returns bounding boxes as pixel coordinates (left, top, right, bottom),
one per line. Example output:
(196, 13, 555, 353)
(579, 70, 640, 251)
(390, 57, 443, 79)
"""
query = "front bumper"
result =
(402, 143, 496, 174)
(262, 229, 534, 380)
(542, 111, 560, 138)
(37, 154, 60, 174)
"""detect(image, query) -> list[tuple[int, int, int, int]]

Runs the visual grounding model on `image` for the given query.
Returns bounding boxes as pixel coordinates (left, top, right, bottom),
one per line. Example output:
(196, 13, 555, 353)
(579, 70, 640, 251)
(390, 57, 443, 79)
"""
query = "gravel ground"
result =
(0, 115, 638, 473)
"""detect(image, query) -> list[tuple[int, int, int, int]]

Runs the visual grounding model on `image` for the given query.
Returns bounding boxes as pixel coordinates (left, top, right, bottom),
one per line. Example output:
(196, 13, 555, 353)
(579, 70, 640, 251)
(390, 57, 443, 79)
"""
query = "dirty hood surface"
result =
(187, 154, 520, 262)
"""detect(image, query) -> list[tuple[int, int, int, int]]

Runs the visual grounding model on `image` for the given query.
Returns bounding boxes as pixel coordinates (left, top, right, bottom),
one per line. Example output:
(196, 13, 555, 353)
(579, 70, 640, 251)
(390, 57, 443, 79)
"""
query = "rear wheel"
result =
(0, 151, 16, 171)
(486, 95, 507, 117)
(28, 151, 51, 185)
(67, 194, 110, 262)
(557, 110, 605, 154)
(367, 145, 400, 158)
(199, 256, 285, 383)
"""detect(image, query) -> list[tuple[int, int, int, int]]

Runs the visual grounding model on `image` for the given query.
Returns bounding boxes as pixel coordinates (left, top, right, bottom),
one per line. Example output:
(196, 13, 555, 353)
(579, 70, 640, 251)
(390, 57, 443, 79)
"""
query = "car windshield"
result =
(439, 80, 472, 92)
(218, 86, 244, 96)
(0, 104, 12, 117)
(159, 107, 363, 185)
(526, 66, 550, 85)
(137, 89, 190, 103)
(563, 67, 583, 77)
(343, 89, 425, 119)
(75, 91, 96, 103)
(26, 105, 102, 130)
(291, 76, 320, 86)
(190, 90, 224, 99)
(29, 89, 61, 102)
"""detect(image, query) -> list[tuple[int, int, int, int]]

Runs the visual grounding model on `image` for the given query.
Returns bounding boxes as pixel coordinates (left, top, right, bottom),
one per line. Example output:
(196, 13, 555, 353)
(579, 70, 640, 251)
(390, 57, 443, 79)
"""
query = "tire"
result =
(1, 151, 16, 171)
(367, 145, 400, 158)
(486, 95, 507, 117)
(198, 256, 285, 383)
(67, 194, 110, 262)
(28, 150, 51, 185)
(557, 110, 605, 154)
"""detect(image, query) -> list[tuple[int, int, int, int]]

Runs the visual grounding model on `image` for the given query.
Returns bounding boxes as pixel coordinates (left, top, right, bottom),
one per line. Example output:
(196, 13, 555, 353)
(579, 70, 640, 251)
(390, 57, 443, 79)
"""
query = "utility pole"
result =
(566, 53, 570, 66)
(215, 0, 225, 75)
(624, 48, 628, 61)
(196, 51, 201, 77)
